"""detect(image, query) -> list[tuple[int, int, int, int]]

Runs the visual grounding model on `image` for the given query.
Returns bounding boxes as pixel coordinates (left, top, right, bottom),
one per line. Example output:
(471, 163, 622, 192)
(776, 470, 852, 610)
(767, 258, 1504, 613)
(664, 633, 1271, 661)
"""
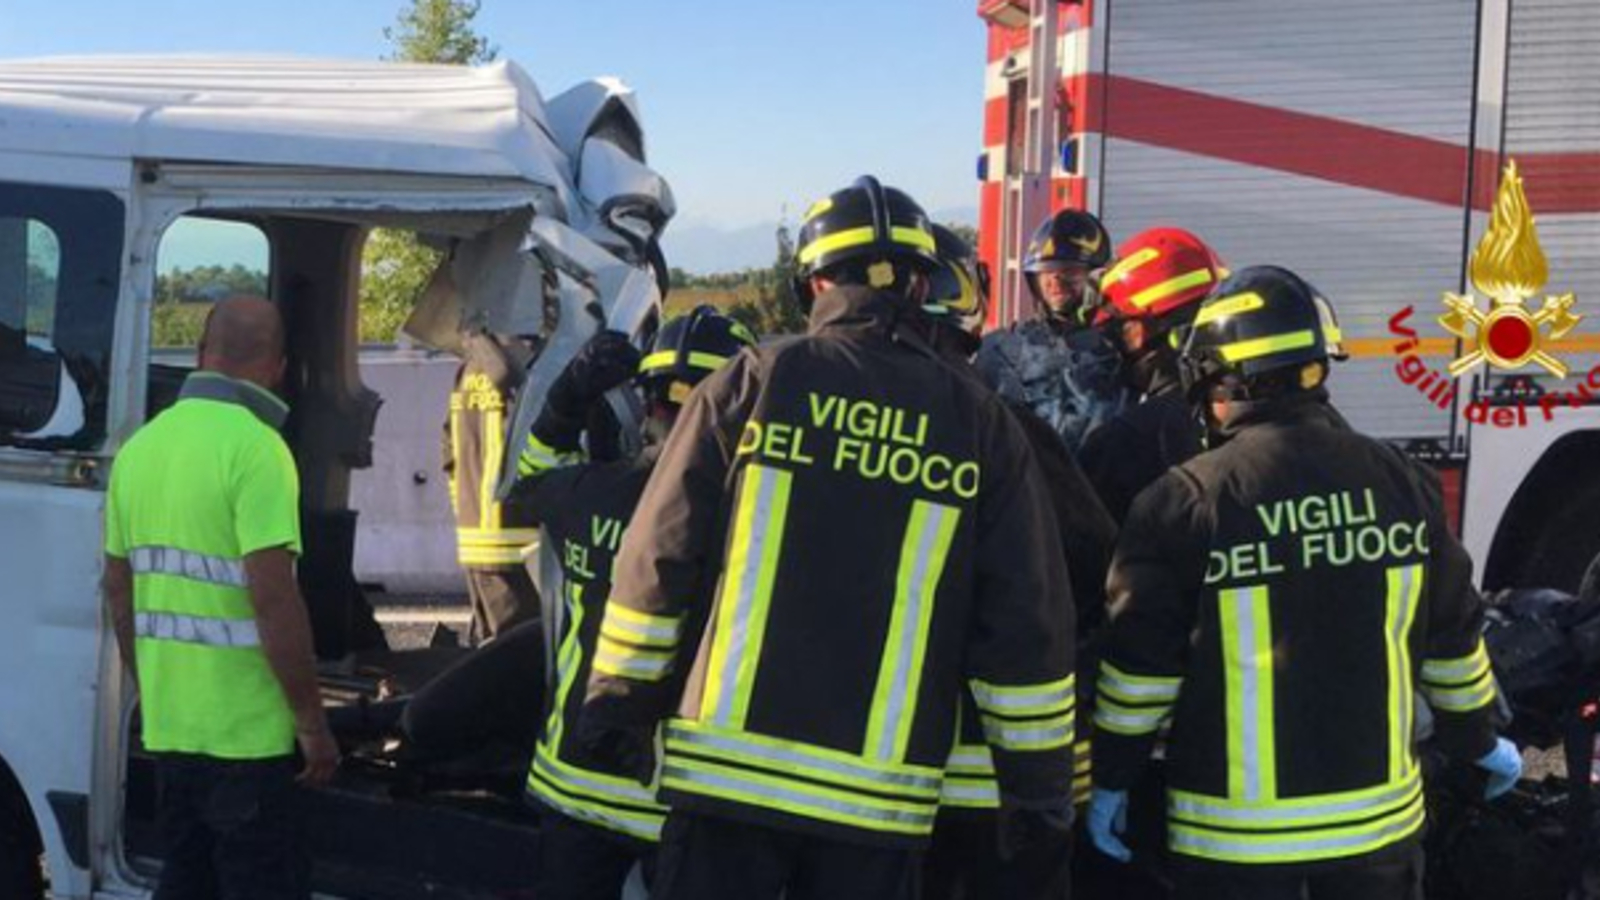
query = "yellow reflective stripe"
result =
(867, 501, 960, 762)
(1101, 246, 1161, 288)
(640, 350, 730, 374)
(458, 547, 528, 565)
(1385, 565, 1424, 782)
(980, 710, 1075, 752)
(593, 636, 675, 682)
(1424, 678, 1498, 712)
(481, 407, 504, 531)
(1194, 291, 1266, 327)
(1421, 639, 1496, 712)
(1220, 585, 1276, 804)
(703, 465, 792, 729)
(519, 430, 579, 477)
(600, 604, 684, 649)
(892, 225, 936, 252)
(456, 528, 542, 545)
(969, 673, 1076, 717)
(543, 582, 587, 753)
(661, 756, 937, 836)
(1097, 661, 1182, 704)
(1170, 770, 1421, 830)
(1218, 330, 1317, 363)
(1094, 699, 1168, 736)
(795, 225, 934, 266)
(1169, 788, 1424, 864)
(448, 406, 463, 511)
(666, 719, 941, 797)
(796, 226, 876, 265)
(944, 742, 995, 775)
(526, 745, 666, 842)
(1422, 642, 1492, 685)
(1128, 268, 1218, 310)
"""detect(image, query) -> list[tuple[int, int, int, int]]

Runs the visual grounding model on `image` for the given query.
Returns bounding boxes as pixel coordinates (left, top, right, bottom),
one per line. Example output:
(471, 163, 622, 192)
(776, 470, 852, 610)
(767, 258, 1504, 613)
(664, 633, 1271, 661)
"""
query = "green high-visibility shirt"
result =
(105, 372, 302, 759)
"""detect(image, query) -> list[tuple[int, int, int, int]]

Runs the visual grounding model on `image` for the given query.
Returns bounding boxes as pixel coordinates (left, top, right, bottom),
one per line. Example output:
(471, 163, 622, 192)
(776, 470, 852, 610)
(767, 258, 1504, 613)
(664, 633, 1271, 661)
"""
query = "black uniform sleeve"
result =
(964, 399, 1079, 806)
(1413, 465, 1499, 761)
(582, 353, 758, 727)
(1093, 467, 1211, 792)
(1013, 407, 1117, 632)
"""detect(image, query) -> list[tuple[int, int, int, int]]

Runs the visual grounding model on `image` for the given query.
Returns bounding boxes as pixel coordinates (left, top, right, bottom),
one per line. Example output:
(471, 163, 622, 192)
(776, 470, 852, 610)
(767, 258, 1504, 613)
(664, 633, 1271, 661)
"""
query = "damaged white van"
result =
(0, 55, 669, 899)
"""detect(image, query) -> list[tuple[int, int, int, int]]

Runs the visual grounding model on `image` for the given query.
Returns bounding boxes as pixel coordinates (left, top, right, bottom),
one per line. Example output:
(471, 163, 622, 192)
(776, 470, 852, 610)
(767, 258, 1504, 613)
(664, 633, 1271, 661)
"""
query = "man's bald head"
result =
(199, 296, 286, 391)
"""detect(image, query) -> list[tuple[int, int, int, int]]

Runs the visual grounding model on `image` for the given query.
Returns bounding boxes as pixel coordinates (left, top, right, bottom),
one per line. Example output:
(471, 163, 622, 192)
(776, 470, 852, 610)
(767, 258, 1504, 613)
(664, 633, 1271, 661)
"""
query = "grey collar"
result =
(179, 372, 289, 430)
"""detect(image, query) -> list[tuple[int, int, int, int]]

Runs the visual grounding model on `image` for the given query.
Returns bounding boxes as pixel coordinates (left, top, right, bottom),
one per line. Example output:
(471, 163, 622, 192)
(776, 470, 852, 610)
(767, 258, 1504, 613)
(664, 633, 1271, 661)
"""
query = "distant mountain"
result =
(663, 206, 980, 277)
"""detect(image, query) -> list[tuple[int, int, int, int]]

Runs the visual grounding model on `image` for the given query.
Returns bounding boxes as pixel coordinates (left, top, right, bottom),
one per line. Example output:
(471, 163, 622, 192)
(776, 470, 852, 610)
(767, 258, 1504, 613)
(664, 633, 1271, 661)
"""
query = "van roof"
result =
(0, 55, 571, 187)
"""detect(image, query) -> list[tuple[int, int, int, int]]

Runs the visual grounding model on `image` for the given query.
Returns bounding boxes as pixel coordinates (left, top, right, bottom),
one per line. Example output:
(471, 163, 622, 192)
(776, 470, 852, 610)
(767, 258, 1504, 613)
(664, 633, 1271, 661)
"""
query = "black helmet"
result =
(1022, 209, 1112, 273)
(1180, 265, 1345, 400)
(638, 305, 758, 406)
(794, 176, 939, 303)
(925, 224, 990, 335)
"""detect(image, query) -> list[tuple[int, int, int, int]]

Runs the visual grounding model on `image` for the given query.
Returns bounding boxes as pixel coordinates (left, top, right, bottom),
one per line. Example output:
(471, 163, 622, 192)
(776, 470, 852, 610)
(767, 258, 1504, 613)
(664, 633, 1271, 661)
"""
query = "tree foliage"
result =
(720, 221, 806, 337)
(360, 0, 496, 343)
(150, 264, 271, 347)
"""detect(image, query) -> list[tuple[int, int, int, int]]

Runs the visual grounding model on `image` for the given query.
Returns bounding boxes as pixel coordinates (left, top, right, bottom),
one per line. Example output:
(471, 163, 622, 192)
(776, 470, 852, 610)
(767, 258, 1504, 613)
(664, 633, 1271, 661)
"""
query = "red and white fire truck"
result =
(975, 0, 1600, 593)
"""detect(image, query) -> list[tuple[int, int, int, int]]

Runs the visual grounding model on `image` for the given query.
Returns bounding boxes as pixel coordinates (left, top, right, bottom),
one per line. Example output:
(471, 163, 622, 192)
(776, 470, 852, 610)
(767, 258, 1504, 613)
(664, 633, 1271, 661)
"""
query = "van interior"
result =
(120, 209, 547, 900)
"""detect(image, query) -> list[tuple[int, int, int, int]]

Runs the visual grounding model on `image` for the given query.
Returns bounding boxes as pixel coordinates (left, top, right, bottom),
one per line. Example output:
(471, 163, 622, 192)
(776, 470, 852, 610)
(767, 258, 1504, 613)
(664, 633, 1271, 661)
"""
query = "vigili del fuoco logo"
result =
(1389, 160, 1596, 428)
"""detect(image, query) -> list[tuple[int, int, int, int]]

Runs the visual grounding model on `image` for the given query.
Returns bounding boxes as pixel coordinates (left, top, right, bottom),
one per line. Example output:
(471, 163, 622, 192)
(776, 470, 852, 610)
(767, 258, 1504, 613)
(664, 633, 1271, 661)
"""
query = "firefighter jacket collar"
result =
(808, 284, 920, 338)
(179, 371, 289, 430)
(1214, 387, 1336, 440)
(1143, 359, 1184, 402)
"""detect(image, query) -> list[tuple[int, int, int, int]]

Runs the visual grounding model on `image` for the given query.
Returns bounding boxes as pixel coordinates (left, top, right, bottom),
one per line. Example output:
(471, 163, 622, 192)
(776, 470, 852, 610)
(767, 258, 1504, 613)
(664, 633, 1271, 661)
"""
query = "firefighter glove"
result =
(1476, 737, 1522, 801)
(1087, 788, 1133, 862)
(547, 330, 641, 421)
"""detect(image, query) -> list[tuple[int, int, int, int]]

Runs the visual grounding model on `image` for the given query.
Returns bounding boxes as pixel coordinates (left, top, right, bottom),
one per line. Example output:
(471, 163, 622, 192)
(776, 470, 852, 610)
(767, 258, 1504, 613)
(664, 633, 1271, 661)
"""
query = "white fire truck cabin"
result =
(976, 0, 1600, 594)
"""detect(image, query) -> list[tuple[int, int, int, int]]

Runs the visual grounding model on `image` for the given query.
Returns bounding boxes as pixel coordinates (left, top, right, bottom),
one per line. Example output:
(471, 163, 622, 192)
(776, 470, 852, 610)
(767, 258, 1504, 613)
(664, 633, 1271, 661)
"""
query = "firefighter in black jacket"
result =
(1086, 266, 1522, 899)
(580, 177, 1079, 900)
(509, 308, 756, 900)
(1079, 227, 1226, 522)
(918, 225, 1113, 900)
(445, 331, 541, 645)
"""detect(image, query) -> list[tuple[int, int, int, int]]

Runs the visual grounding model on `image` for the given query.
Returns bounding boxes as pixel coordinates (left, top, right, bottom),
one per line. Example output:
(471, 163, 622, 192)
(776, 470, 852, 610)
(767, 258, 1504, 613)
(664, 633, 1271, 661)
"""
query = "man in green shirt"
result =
(103, 296, 337, 900)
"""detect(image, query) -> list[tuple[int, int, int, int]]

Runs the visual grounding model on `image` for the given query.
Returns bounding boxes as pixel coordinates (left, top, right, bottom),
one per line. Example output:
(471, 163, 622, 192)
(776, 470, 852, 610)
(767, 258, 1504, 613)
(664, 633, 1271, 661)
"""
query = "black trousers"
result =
(922, 810, 1072, 900)
(153, 754, 307, 900)
(650, 811, 921, 900)
(537, 810, 655, 900)
(1173, 845, 1424, 900)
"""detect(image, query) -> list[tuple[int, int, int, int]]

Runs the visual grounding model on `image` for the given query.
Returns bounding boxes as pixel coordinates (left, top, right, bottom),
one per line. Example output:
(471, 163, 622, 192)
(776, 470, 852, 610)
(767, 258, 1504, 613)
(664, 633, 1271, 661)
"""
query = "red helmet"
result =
(1099, 227, 1226, 323)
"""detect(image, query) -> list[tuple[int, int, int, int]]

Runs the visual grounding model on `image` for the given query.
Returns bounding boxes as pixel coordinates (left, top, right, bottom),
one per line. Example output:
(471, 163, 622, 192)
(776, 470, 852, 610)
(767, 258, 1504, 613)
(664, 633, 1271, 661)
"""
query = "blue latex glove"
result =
(1087, 788, 1132, 862)
(1475, 737, 1522, 801)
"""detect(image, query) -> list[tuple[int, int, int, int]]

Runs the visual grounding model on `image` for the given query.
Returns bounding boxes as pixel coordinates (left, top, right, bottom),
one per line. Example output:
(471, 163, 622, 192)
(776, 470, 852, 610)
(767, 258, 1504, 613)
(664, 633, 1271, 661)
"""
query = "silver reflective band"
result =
(603, 615, 681, 646)
(1095, 704, 1166, 733)
(945, 745, 994, 771)
(871, 501, 957, 761)
(941, 779, 1000, 805)
(710, 466, 785, 726)
(1422, 652, 1490, 683)
(970, 677, 1075, 714)
(982, 717, 1073, 749)
(135, 611, 260, 648)
(130, 546, 246, 588)
(667, 724, 941, 793)
(1171, 798, 1424, 859)
(532, 750, 658, 806)
(1170, 774, 1421, 826)
(1099, 662, 1182, 702)
(662, 764, 936, 828)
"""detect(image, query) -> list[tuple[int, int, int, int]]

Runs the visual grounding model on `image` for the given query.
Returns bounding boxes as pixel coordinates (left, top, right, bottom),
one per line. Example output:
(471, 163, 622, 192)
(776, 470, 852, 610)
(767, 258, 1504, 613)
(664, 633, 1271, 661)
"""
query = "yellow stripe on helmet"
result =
(1129, 268, 1219, 310)
(1217, 330, 1317, 363)
(1194, 291, 1267, 328)
(1100, 247, 1161, 289)
(641, 350, 733, 373)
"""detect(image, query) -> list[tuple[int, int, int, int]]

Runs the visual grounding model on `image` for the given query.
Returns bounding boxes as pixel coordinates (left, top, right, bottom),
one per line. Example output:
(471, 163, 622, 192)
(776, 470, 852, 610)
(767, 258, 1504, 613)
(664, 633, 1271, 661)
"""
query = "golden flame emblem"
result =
(1439, 160, 1581, 377)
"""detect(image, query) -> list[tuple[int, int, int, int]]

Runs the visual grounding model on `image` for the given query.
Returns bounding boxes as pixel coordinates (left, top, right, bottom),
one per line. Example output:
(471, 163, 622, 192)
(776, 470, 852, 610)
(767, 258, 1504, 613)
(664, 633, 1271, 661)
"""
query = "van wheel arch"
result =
(1483, 430, 1600, 594)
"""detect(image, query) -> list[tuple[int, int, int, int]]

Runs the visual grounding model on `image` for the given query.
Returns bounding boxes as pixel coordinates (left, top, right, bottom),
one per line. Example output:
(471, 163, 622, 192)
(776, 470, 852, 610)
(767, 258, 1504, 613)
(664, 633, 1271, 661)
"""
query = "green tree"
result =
(729, 220, 807, 337)
(361, 0, 497, 343)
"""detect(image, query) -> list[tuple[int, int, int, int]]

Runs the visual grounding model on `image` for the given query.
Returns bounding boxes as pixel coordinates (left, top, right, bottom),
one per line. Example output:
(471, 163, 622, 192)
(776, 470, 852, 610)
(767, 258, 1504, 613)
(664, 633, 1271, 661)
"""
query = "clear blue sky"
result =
(0, 1, 988, 230)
